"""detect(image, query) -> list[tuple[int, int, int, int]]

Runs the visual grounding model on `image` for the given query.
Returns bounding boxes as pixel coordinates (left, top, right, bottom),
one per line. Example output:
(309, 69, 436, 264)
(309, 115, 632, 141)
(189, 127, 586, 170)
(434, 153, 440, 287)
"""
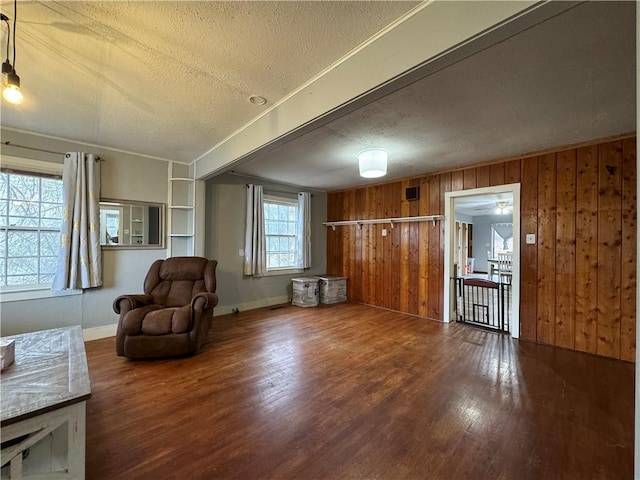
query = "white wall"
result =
(205, 174, 327, 314)
(0, 128, 170, 336)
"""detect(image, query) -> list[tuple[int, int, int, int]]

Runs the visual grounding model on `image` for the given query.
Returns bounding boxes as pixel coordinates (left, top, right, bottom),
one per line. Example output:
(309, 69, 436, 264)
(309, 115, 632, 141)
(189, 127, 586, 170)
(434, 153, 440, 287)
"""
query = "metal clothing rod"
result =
(323, 214, 446, 230)
(3, 141, 64, 156)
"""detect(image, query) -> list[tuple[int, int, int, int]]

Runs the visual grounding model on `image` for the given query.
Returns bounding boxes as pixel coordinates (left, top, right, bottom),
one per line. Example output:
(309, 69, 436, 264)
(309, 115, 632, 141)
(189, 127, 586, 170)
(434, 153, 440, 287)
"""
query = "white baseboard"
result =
(83, 323, 117, 341)
(216, 295, 290, 316)
(82, 295, 290, 341)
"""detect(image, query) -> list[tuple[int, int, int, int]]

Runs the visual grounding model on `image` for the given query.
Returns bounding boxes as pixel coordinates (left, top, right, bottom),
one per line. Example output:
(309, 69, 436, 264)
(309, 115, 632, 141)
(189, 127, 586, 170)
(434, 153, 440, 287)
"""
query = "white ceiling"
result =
(0, 0, 419, 160)
(0, 1, 636, 192)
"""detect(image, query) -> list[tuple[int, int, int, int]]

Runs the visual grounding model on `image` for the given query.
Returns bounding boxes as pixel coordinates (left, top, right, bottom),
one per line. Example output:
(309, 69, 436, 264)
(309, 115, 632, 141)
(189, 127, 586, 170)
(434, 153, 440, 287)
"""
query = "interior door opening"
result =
(443, 184, 521, 339)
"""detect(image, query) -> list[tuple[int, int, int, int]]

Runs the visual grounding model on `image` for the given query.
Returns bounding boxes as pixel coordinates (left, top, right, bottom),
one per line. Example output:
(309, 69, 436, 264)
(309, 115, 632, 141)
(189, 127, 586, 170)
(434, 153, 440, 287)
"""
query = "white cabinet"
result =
(167, 162, 204, 257)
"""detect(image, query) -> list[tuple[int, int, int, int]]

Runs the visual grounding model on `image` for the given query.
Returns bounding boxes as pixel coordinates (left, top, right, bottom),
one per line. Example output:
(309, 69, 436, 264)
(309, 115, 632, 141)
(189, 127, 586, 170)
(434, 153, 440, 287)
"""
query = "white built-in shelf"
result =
(170, 233, 193, 237)
(169, 177, 194, 182)
(323, 215, 445, 230)
(168, 162, 197, 256)
(170, 205, 194, 210)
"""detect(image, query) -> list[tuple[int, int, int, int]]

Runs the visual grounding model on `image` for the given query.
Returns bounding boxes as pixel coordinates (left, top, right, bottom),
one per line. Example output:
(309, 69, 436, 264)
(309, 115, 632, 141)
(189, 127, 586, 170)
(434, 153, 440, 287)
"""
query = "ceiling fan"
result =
(471, 200, 513, 215)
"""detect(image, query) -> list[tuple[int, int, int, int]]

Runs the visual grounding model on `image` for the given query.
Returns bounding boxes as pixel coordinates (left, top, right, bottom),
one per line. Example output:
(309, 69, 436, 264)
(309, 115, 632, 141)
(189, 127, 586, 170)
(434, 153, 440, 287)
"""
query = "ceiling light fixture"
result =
(358, 148, 388, 178)
(1, 0, 22, 105)
(495, 201, 512, 215)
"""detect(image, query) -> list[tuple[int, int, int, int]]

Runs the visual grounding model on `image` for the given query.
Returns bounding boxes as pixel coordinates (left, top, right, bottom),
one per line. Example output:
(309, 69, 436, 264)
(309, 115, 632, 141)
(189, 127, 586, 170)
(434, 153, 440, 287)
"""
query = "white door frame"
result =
(443, 183, 521, 339)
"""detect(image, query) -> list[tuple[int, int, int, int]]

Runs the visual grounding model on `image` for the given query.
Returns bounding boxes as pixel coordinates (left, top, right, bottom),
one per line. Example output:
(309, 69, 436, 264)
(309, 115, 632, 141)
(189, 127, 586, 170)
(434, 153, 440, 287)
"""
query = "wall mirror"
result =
(99, 199, 165, 249)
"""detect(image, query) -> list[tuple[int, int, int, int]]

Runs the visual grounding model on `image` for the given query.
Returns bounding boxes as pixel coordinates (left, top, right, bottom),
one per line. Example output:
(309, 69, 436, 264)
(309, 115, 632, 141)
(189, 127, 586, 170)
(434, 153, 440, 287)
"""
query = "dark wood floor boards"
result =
(84, 303, 634, 479)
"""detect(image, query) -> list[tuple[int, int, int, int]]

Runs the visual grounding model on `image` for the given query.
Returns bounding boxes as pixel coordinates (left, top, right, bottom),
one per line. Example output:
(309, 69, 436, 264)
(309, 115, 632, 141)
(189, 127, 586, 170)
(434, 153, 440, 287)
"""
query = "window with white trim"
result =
(263, 195, 299, 271)
(0, 170, 63, 289)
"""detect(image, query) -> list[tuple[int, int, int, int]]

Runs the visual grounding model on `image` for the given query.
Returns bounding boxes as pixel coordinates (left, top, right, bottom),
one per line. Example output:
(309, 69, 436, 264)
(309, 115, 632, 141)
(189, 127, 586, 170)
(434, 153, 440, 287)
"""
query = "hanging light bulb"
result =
(1, 0, 22, 105)
(3, 69, 21, 104)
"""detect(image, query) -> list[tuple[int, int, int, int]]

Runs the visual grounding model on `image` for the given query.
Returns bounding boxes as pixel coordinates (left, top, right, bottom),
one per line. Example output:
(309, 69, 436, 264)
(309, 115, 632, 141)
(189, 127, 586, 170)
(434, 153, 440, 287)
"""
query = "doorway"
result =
(443, 184, 521, 339)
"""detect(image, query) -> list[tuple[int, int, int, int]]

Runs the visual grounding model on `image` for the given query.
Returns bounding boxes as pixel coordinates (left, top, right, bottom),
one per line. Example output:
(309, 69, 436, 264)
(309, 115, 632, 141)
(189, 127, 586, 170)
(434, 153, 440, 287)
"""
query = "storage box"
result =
(315, 276, 348, 304)
(292, 277, 320, 307)
(0, 338, 15, 370)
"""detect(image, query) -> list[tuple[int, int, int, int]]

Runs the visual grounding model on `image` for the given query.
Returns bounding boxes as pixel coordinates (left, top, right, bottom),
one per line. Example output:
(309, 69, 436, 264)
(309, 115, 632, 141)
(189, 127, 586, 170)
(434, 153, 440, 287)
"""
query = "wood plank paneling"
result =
(451, 170, 464, 192)
(418, 178, 430, 317)
(505, 159, 522, 184)
(463, 169, 476, 190)
(620, 138, 637, 362)
(476, 165, 491, 188)
(555, 149, 576, 350)
(596, 141, 623, 358)
(536, 154, 557, 345)
(490, 163, 506, 186)
(326, 136, 636, 361)
(575, 145, 599, 354)
(428, 175, 441, 320)
(520, 157, 537, 342)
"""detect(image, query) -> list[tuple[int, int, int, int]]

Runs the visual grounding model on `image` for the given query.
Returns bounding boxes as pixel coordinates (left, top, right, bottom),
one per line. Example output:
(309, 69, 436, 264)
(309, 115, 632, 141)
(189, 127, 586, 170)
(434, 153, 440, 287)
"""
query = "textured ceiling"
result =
(0, 1, 419, 161)
(0, 1, 636, 192)
(232, 1, 636, 190)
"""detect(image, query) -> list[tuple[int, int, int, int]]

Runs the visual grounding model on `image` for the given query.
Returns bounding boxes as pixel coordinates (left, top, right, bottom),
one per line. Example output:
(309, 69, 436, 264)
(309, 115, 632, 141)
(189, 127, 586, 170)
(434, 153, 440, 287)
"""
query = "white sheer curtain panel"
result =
(243, 184, 266, 276)
(297, 192, 312, 268)
(52, 152, 102, 290)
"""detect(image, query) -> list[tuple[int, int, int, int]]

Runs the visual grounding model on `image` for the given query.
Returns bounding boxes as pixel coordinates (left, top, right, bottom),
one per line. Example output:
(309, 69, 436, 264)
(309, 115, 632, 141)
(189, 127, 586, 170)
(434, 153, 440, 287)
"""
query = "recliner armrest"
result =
(191, 292, 219, 312)
(113, 294, 155, 314)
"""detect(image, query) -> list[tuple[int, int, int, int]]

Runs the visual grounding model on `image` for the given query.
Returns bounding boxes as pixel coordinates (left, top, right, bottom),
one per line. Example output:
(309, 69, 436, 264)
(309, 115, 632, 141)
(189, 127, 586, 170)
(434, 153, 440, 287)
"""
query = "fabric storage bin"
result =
(315, 275, 348, 304)
(292, 277, 320, 307)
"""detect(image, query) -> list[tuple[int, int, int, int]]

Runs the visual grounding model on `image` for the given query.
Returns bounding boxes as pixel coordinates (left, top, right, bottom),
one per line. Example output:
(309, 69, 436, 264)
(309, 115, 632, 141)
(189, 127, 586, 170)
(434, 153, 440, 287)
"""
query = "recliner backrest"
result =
(143, 257, 217, 307)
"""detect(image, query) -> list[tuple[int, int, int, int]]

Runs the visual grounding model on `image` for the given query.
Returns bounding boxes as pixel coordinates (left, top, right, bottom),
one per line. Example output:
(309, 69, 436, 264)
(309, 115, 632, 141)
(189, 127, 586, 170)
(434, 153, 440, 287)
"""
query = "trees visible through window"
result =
(263, 197, 299, 271)
(0, 171, 63, 288)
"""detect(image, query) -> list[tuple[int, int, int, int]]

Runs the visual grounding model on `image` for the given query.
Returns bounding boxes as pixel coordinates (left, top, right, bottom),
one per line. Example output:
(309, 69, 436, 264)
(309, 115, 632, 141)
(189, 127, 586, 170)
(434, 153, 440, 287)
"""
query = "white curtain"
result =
(52, 152, 102, 290)
(297, 192, 312, 268)
(243, 184, 266, 276)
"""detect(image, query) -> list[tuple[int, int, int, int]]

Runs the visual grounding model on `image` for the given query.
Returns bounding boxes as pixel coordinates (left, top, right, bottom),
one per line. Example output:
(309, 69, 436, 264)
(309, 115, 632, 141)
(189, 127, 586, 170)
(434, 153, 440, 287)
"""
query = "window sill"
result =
(0, 287, 82, 303)
(264, 268, 304, 277)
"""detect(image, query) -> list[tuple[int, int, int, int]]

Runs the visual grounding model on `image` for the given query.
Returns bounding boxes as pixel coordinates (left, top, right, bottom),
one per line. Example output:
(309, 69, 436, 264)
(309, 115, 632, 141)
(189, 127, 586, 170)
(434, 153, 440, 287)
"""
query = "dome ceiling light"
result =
(358, 148, 388, 179)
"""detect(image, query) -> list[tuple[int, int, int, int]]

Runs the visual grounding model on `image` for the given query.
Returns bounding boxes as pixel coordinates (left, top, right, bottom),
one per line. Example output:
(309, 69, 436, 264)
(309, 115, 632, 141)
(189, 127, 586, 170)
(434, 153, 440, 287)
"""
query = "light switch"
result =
(526, 234, 536, 245)
(382, 228, 388, 237)
(238, 249, 245, 257)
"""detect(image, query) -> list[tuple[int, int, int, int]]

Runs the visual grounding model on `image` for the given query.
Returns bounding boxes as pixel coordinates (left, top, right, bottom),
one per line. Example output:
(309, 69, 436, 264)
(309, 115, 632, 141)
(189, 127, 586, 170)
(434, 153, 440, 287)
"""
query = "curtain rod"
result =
(3, 141, 65, 156)
(3, 141, 104, 161)
(246, 184, 313, 197)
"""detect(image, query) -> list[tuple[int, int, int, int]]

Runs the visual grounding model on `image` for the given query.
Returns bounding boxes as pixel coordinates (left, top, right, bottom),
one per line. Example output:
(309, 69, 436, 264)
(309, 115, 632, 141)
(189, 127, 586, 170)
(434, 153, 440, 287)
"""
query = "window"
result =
(491, 223, 513, 258)
(263, 196, 299, 271)
(0, 170, 63, 289)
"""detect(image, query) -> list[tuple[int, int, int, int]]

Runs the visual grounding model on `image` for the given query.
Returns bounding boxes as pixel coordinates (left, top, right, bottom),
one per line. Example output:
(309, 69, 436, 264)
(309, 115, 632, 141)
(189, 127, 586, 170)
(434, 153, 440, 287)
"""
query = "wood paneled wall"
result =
(326, 137, 637, 361)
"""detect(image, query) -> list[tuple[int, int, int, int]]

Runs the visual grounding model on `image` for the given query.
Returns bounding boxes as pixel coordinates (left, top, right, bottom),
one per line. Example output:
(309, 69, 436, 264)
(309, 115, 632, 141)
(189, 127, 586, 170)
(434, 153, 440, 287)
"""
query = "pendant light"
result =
(1, 0, 23, 105)
(358, 148, 388, 178)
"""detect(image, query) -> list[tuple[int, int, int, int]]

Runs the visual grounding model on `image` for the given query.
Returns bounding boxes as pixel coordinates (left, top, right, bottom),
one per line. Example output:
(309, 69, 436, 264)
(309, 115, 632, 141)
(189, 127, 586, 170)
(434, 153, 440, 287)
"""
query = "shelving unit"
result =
(129, 205, 146, 245)
(168, 162, 195, 256)
(323, 215, 445, 230)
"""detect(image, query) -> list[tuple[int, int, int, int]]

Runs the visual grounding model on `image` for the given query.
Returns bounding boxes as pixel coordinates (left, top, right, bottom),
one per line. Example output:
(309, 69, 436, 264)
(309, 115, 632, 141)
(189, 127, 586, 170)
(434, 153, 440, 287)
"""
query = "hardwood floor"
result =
(85, 303, 634, 479)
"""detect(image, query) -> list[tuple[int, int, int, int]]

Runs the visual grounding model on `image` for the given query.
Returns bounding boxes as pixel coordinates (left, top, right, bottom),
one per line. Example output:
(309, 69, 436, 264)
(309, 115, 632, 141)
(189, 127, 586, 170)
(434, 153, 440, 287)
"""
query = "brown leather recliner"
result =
(114, 257, 218, 359)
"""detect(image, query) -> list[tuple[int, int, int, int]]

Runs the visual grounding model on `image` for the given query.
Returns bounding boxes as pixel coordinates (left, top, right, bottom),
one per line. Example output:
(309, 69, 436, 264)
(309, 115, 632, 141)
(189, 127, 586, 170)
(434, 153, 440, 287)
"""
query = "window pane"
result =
(41, 202, 63, 222)
(8, 231, 38, 256)
(9, 175, 39, 201)
(0, 232, 5, 256)
(278, 206, 288, 221)
(7, 274, 38, 286)
(7, 257, 38, 276)
(268, 253, 279, 269)
(287, 222, 296, 235)
(0, 173, 7, 200)
(0, 201, 7, 226)
(41, 178, 62, 203)
(39, 274, 55, 284)
(9, 201, 39, 221)
(40, 256, 58, 275)
(41, 231, 60, 256)
(289, 237, 297, 252)
(268, 204, 278, 220)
